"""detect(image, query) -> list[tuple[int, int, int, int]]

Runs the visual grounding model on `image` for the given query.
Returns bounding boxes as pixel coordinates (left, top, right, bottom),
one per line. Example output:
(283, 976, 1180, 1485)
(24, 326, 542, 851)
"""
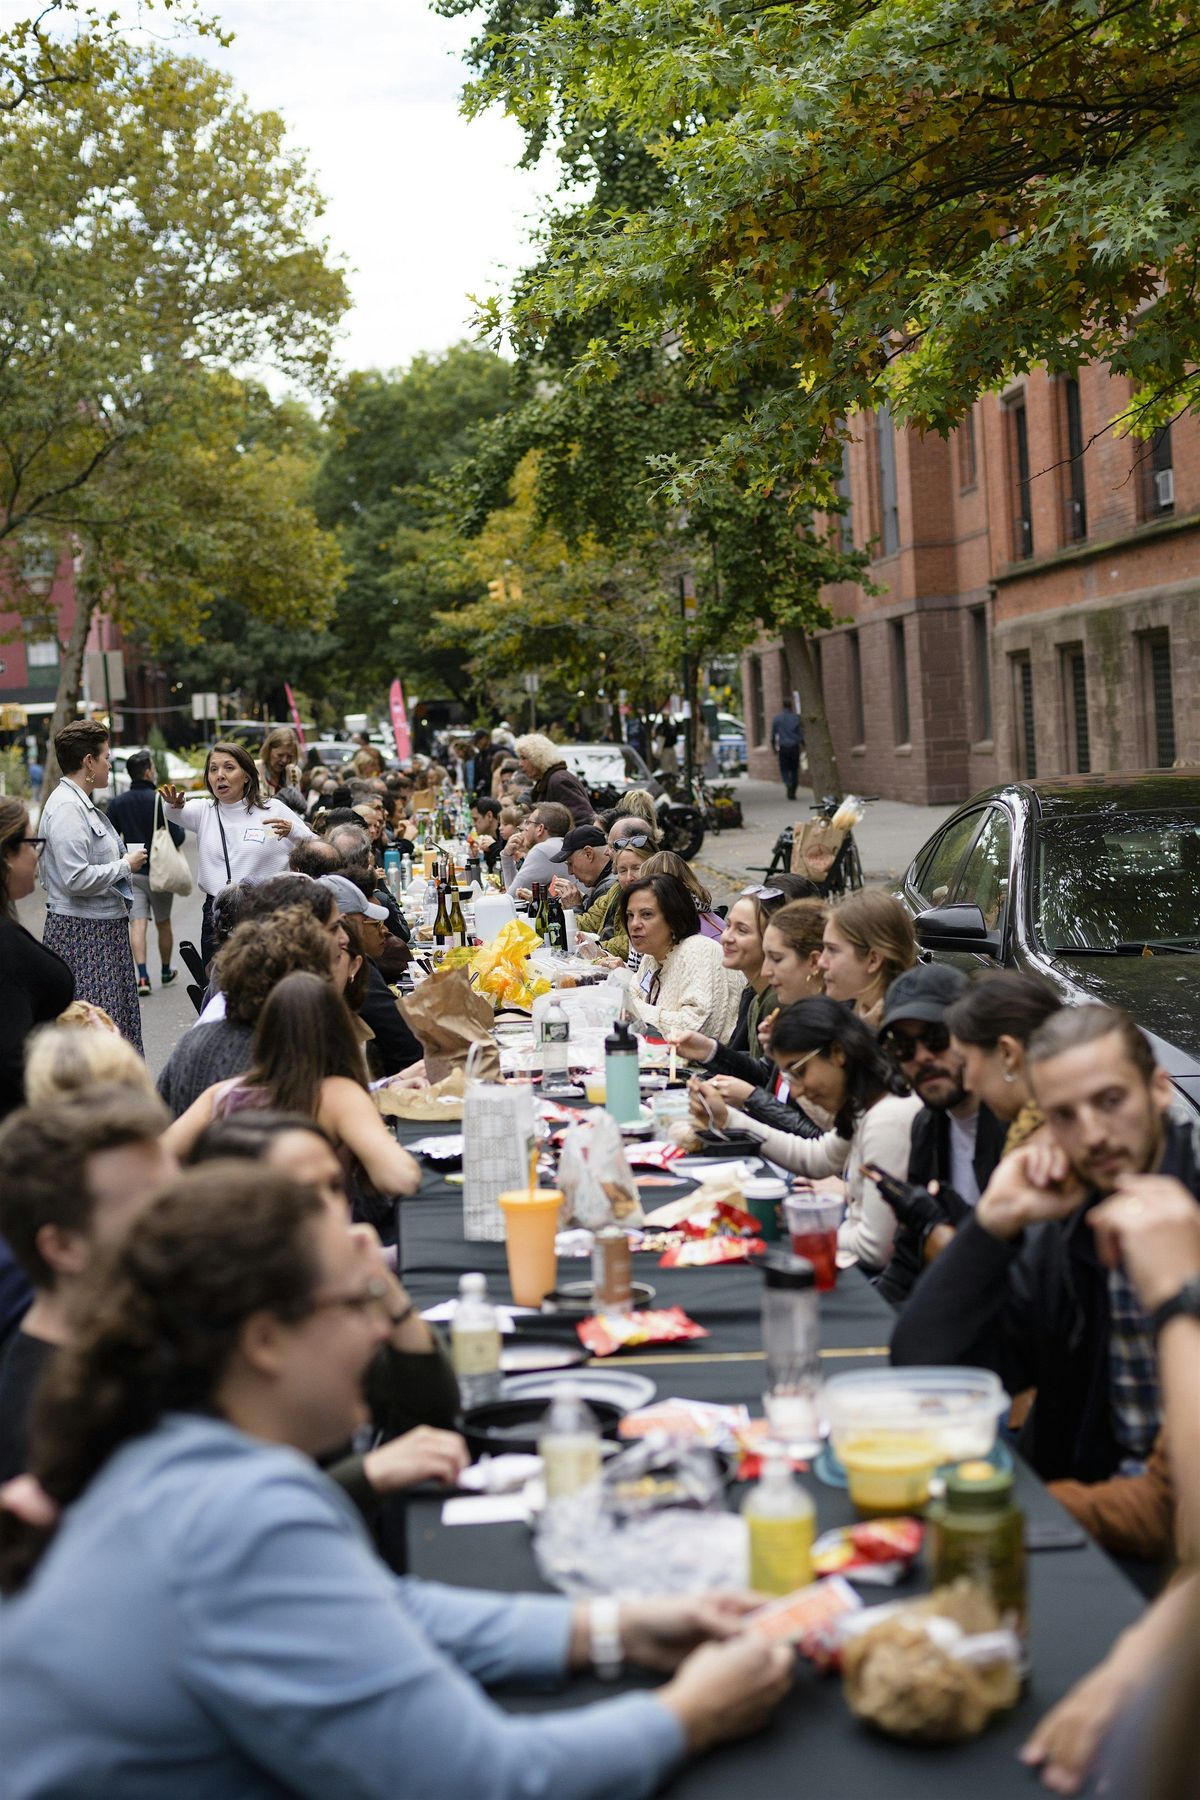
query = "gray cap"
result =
(319, 872, 387, 923)
(879, 962, 968, 1032)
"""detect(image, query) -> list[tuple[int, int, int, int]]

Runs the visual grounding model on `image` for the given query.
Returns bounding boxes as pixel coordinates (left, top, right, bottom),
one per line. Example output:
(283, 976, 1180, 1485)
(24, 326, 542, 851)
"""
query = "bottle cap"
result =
(761, 1249, 815, 1291)
(945, 1460, 1014, 1507)
(743, 1176, 788, 1199)
(459, 1272, 486, 1296)
(605, 1020, 636, 1053)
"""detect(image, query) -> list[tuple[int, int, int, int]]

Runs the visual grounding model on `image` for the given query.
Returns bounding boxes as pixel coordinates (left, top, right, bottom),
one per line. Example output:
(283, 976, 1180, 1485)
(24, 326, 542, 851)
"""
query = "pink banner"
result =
(389, 678, 412, 761)
(283, 682, 306, 752)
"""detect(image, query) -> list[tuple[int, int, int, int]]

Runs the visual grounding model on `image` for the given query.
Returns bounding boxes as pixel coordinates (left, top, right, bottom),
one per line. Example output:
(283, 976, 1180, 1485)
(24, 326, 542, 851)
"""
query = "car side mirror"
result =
(914, 904, 1002, 959)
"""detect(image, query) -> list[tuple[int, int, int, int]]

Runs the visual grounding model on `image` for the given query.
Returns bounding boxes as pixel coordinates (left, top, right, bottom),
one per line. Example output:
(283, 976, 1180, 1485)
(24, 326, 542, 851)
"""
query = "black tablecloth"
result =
(394, 1113, 1147, 1797)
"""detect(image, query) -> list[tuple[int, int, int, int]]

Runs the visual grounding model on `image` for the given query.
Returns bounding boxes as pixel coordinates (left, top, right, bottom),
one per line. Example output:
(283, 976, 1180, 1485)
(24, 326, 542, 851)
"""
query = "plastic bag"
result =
(468, 918, 551, 1012)
(557, 1112, 645, 1230)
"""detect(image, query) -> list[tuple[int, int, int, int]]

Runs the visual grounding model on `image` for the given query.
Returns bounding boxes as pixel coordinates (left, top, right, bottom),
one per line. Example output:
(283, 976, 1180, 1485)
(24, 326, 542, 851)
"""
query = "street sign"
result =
(84, 649, 125, 703)
(191, 692, 219, 721)
(522, 671, 540, 694)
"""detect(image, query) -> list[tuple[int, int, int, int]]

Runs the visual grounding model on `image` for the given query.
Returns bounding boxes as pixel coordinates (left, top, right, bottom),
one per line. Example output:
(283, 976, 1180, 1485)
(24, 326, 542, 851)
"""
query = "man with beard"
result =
(892, 1004, 1200, 1485)
(874, 965, 1007, 1307)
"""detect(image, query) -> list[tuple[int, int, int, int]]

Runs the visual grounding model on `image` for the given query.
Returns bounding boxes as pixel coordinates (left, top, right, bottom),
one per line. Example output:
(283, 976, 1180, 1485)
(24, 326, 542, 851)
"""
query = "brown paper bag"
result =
(377, 1067, 467, 1122)
(398, 967, 500, 1083)
(791, 817, 845, 884)
(409, 787, 437, 815)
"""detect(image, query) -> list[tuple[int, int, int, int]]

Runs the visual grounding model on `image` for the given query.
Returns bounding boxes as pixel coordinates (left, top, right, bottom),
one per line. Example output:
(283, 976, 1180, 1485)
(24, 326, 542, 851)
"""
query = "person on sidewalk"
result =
(106, 750, 185, 997)
(38, 721, 145, 1051)
(769, 697, 804, 801)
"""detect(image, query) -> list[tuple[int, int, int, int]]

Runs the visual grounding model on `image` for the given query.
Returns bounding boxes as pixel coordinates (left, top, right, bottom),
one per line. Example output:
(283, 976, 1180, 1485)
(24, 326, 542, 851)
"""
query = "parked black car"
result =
(898, 772, 1200, 1118)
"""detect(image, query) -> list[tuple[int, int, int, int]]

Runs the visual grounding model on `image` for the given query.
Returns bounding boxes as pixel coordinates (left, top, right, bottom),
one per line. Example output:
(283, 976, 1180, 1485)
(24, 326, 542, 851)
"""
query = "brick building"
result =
(742, 365, 1199, 802)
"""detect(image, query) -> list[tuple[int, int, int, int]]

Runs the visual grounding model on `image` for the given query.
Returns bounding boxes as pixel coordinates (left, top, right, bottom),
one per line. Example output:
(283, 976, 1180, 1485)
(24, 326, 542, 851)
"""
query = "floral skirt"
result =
(42, 913, 144, 1053)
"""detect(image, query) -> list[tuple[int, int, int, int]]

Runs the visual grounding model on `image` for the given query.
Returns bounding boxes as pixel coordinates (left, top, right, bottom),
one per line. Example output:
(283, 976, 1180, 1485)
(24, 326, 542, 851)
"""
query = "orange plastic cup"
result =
(498, 1189, 563, 1307)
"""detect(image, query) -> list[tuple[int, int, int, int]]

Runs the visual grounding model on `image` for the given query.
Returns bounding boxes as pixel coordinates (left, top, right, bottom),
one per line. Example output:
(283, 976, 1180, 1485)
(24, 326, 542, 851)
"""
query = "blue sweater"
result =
(0, 1413, 683, 1799)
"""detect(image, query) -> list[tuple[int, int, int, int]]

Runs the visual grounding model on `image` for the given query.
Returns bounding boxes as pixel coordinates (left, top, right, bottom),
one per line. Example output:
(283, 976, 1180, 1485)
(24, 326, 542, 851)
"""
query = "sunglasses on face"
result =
(741, 884, 784, 902)
(881, 1022, 951, 1062)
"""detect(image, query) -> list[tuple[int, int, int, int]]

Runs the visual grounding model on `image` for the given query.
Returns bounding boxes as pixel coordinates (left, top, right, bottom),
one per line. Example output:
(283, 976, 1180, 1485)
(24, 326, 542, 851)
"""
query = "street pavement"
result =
(16, 778, 952, 1079)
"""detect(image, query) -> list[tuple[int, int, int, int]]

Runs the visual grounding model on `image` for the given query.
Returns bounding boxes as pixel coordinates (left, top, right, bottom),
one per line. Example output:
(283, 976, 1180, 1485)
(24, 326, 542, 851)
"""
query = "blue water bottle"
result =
(604, 1020, 641, 1124)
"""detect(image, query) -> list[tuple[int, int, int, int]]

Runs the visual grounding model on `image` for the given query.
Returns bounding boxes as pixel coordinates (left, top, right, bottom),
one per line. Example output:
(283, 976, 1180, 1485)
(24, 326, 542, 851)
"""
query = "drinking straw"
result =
(528, 1139, 538, 1201)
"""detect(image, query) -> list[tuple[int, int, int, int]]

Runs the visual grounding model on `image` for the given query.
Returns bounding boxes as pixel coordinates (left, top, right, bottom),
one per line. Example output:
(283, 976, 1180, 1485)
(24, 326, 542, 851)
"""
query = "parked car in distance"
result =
(714, 712, 748, 774)
(563, 742, 706, 859)
(898, 771, 1200, 1118)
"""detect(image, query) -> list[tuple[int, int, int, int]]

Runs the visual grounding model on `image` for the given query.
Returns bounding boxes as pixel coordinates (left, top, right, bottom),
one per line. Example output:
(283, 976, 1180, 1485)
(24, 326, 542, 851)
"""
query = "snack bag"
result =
(745, 1576, 862, 1668)
(557, 1112, 644, 1230)
(813, 1519, 924, 1585)
(578, 1306, 708, 1358)
(658, 1236, 765, 1269)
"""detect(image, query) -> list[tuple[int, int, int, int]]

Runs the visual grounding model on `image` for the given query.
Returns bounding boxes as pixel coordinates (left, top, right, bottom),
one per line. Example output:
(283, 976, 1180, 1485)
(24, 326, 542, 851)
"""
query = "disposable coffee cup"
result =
(498, 1189, 564, 1307)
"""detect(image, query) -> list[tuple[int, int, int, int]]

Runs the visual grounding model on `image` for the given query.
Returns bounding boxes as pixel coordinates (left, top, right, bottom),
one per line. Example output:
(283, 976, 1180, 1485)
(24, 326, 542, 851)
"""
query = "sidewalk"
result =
(694, 777, 954, 902)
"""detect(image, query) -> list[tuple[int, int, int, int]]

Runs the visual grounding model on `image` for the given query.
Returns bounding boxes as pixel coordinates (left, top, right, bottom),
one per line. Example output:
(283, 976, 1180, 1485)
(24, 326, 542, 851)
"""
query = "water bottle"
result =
(537, 1381, 602, 1500)
(540, 996, 570, 1088)
(450, 1272, 502, 1409)
(383, 847, 402, 900)
(760, 1250, 821, 1452)
(742, 1445, 816, 1595)
(604, 1019, 641, 1123)
(399, 853, 413, 892)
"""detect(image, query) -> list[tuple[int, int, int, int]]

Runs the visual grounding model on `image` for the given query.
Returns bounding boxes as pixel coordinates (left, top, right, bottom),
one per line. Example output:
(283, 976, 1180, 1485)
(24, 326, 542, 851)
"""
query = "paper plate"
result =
(500, 1368, 657, 1413)
(498, 1337, 589, 1373)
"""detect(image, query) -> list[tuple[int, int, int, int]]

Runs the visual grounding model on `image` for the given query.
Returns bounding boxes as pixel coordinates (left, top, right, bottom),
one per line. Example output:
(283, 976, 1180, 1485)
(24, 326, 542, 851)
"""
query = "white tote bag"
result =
(149, 790, 193, 897)
(461, 1043, 534, 1242)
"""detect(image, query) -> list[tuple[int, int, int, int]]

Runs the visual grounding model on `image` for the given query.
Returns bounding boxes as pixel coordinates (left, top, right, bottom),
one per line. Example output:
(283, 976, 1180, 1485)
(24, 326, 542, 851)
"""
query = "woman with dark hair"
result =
(0, 1170, 790, 1795)
(164, 972, 420, 1203)
(945, 970, 1062, 1153)
(161, 741, 315, 963)
(0, 796, 75, 1118)
(691, 996, 921, 1274)
(640, 851, 724, 940)
(615, 875, 744, 1041)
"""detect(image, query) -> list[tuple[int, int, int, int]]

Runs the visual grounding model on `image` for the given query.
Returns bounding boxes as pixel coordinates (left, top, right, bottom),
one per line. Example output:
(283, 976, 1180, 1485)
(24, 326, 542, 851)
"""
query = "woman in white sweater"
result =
(161, 741, 314, 963)
(617, 874, 744, 1042)
(691, 996, 920, 1275)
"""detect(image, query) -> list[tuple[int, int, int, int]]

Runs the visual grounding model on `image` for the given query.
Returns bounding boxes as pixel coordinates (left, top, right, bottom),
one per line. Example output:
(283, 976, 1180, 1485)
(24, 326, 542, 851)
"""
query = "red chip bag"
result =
(658, 1237, 765, 1269)
(577, 1306, 709, 1357)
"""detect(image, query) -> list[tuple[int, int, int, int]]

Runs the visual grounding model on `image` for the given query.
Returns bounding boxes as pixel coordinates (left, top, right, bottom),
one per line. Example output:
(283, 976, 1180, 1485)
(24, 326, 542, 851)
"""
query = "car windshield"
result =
(1035, 808, 1200, 952)
(568, 747, 629, 784)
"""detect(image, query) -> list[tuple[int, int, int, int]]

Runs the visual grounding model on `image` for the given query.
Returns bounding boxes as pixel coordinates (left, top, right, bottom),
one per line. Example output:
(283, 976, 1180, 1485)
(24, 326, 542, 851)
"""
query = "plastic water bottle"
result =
(540, 996, 570, 1088)
(383, 847, 402, 900)
(450, 1272, 502, 1409)
(742, 1445, 815, 1595)
(538, 1382, 602, 1500)
(399, 853, 413, 892)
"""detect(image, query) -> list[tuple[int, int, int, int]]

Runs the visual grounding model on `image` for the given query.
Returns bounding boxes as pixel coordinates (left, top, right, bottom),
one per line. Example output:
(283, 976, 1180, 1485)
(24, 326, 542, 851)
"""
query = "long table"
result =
(393, 1116, 1146, 1798)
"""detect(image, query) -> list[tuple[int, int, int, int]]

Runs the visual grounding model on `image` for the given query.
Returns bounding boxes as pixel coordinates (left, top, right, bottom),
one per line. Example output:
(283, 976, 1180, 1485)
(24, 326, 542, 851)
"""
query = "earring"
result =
(1002, 1065, 1016, 1083)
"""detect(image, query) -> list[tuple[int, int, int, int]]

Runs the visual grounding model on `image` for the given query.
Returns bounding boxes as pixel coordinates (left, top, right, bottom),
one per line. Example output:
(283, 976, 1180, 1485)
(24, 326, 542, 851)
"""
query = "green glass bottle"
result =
(928, 1460, 1027, 1667)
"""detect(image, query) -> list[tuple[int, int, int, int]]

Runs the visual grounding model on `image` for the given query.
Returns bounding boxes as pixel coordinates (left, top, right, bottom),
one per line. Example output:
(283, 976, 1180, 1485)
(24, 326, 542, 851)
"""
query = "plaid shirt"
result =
(1108, 1265, 1161, 1472)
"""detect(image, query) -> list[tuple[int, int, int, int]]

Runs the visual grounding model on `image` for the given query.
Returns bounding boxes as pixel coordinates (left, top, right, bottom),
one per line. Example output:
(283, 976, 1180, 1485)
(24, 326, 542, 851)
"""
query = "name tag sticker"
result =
(243, 827, 267, 844)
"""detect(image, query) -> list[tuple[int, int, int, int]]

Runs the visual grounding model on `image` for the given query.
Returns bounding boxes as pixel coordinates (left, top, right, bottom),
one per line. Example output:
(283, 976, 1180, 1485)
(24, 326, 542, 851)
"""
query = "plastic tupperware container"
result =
(822, 1367, 1009, 1515)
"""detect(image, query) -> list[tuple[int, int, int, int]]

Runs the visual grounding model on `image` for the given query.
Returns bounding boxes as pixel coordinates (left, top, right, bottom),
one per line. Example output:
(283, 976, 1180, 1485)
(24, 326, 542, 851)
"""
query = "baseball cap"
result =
(878, 962, 968, 1032)
(319, 872, 388, 924)
(561, 824, 609, 857)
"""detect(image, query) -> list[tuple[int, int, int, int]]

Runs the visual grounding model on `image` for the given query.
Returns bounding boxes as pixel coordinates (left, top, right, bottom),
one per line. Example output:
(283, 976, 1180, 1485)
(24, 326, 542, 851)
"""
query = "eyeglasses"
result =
(304, 1278, 390, 1320)
(612, 832, 651, 849)
(741, 884, 784, 902)
(881, 1022, 951, 1062)
(19, 835, 46, 850)
(777, 1046, 822, 1075)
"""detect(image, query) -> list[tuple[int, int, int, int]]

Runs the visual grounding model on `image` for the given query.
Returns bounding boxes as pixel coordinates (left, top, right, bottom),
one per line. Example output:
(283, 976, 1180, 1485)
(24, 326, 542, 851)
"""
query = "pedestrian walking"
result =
(769, 697, 804, 801)
(105, 750, 184, 997)
(160, 741, 315, 966)
(37, 721, 145, 1051)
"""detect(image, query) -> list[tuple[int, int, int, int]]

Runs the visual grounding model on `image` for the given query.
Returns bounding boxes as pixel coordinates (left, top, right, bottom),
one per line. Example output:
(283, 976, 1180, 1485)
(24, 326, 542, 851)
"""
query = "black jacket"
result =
(106, 777, 184, 851)
(705, 1034, 822, 1139)
(360, 960, 423, 1076)
(891, 1116, 1200, 1484)
(877, 1103, 1008, 1308)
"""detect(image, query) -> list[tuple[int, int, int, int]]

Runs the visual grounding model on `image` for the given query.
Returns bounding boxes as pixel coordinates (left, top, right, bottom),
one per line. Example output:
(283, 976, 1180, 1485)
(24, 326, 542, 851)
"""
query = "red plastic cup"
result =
(784, 1193, 846, 1293)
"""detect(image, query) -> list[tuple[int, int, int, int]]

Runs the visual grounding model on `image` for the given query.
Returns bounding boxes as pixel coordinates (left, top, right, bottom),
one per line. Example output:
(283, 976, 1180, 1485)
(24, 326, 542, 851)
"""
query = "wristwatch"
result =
(588, 1598, 624, 1680)
(1150, 1274, 1200, 1339)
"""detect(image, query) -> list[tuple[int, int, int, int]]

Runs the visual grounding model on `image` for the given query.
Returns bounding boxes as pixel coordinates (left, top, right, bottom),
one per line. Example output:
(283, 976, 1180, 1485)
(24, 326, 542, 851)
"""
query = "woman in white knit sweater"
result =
(690, 996, 920, 1275)
(616, 874, 744, 1042)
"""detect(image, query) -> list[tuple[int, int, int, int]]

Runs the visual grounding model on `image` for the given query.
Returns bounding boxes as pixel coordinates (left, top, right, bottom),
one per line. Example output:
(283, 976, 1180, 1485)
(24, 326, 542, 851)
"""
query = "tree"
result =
(449, 0, 1200, 500)
(0, 1, 226, 113)
(0, 39, 349, 779)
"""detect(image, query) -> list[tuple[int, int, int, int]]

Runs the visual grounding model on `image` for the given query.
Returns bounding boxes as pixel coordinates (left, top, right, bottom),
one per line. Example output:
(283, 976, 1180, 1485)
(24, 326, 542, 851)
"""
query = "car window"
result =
(912, 811, 984, 906)
(951, 807, 1012, 930)
(570, 748, 627, 784)
(1035, 811, 1200, 951)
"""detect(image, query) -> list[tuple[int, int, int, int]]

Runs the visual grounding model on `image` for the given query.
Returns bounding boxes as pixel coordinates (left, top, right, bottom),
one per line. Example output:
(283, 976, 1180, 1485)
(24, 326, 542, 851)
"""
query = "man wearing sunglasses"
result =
(876, 964, 1007, 1307)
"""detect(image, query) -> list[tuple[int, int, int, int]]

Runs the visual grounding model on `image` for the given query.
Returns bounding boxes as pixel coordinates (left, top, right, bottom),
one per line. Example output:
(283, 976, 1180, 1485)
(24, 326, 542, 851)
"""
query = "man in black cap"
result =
(552, 824, 615, 912)
(875, 963, 1007, 1307)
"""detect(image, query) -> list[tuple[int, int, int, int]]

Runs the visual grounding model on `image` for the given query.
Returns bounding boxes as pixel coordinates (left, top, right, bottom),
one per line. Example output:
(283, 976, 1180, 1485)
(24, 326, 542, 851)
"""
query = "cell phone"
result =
(1024, 1520, 1087, 1552)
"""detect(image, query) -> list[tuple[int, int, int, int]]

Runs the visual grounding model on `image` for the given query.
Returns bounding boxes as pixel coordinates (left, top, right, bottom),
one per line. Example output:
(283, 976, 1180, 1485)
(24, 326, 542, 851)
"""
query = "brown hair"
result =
(0, 796, 29, 913)
(212, 906, 335, 1027)
(828, 888, 917, 994)
(335, 914, 371, 1013)
(53, 719, 108, 775)
(945, 971, 1061, 1051)
(765, 897, 828, 959)
(1026, 1002, 1156, 1082)
(0, 1086, 168, 1289)
(0, 1168, 325, 1594)
(641, 850, 712, 910)
(619, 874, 701, 947)
(243, 971, 367, 1116)
(204, 740, 263, 811)
(529, 801, 572, 838)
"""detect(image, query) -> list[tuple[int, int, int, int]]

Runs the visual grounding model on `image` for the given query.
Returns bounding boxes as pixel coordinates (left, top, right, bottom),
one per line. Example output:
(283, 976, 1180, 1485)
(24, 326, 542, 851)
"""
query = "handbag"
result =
(149, 791, 193, 896)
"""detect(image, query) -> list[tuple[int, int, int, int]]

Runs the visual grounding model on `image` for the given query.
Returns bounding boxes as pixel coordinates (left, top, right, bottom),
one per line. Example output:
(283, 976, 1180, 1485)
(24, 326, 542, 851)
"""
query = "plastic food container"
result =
(822, 1368, 1009, 1515)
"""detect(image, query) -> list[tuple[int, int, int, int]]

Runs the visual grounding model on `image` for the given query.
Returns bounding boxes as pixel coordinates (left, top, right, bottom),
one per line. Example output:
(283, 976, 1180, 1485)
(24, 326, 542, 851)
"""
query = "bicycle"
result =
(757, 795, 875, 897)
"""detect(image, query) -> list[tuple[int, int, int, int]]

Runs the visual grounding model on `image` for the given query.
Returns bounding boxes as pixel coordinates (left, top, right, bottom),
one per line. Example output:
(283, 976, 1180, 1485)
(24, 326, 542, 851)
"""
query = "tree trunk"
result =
(38, 583, 97, 808)
(781, 625, 842, 802)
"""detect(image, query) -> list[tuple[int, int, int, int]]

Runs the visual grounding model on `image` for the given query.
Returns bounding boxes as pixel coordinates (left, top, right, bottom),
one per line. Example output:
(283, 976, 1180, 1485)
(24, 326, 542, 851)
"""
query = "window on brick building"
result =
(957, 412, 978, 491)
(1139, 631, 1176, 766)
(1062, 379, 1087, 542)
(1012, 652, 1037, 777)
(1060, 643, 1090, 773)
(1005, 395, 1034, 559)
(971, 607, 993, 741)
(890, 619, 910, 744)
(749, 655, 766, 745)
(848, 630, 865, 745)
(874, 407, 900, 556)
(1139, 426, 1174, 520)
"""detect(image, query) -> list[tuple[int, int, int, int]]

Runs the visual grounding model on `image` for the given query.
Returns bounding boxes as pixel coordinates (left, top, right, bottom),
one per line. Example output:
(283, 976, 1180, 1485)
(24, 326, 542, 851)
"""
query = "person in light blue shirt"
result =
(0, 1165, 791, 1799)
